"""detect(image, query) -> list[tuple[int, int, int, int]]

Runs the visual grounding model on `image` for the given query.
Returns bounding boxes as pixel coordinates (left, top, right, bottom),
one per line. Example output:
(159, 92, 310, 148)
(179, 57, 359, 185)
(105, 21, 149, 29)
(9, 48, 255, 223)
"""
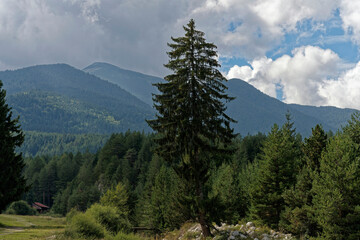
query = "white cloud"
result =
(189, 0, 340, 59)
(319, 63, 360, 109)
(0, 0, 105, 69)
(340, 0, 360, 44)
(227, 46, 343, 106)
(0, 0, 359, 81)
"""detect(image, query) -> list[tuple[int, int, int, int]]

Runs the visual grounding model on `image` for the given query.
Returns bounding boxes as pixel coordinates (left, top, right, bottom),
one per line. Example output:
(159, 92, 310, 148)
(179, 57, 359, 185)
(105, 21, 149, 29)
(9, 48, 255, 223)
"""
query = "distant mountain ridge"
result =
(225, 79, 357, 137)
(0, 64, 154, 133)
(0, 62, 358, 137)
(83, 62, 162, 106)
(84, 62, 358, 137)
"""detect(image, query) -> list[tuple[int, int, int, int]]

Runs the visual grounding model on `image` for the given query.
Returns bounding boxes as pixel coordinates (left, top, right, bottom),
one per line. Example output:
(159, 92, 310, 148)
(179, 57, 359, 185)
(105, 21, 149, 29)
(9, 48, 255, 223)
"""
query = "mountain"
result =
(83, 62, 358, 137)
(83, 62, 162, 106)
(226, 79, 358, 137)
(1, 63, 357, 138)
(0, 64, 154, 134)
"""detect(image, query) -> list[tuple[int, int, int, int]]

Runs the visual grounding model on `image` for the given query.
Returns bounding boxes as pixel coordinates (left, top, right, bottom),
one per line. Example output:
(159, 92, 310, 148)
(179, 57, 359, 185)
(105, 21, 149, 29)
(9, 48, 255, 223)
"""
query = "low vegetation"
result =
(5, 200, 36, 216)
(0, 214, 65, 240)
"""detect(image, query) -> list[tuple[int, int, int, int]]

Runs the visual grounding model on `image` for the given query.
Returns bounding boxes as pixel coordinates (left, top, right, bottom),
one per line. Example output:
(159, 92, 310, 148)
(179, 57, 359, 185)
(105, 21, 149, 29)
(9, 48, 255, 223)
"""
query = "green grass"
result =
(0, 214, 66, 240)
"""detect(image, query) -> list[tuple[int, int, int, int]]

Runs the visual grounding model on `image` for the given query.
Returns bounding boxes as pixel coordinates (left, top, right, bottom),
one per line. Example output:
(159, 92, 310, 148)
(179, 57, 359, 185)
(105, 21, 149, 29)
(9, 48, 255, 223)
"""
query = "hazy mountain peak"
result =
(83, 62, 163, 106)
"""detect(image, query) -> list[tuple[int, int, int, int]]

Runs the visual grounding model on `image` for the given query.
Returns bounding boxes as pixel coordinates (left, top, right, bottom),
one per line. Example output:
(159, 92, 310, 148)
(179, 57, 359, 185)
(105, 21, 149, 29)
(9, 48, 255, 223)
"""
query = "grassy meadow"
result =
(0, 214, 65, 240)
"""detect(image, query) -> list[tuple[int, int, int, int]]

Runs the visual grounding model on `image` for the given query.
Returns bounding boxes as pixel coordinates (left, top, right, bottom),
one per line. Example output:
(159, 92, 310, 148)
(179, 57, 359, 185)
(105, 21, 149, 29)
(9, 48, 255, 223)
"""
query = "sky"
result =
(0, 0, 360, 110)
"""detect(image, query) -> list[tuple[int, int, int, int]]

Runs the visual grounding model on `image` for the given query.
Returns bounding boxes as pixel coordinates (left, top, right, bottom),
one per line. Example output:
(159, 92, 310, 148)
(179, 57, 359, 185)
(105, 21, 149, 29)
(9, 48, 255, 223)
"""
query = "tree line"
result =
(16, 114, 360, 239)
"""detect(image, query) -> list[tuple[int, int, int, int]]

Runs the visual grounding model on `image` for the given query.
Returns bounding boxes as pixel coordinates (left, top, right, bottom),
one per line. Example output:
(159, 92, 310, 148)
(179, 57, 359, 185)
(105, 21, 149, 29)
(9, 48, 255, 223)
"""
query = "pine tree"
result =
(147, 19, 236, 237)
(150, 165, 187, 231)
(343, 111, 360, 145)
(0, 80, 27, 211)
(312, 134, 360, 239)
(249, 115, 302, 229)
(281, 124, 327, 237)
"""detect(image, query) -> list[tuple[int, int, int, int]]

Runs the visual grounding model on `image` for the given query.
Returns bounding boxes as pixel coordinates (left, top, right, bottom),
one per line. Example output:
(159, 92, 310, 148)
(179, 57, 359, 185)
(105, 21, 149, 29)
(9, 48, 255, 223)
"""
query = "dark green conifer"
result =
(281, 124, 327, 237)
(249, 115, 302, 229)
(312, 133, 360, 239)
(150, 165, 187, 231)
(147, 19, 236, 237)
(0, 80, 27, 211)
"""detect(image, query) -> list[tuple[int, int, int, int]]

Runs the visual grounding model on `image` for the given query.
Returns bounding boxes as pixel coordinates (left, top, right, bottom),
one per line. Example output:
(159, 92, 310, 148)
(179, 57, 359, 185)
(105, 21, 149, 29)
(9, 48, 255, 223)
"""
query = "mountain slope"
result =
(7, 91, 130, 133)
(83, 62, 162, 106)
(288, 104, 355, 131)
(0, 64, 154, 133)
(83, 62, 357, 136)
(225, 79, 357, 137)
(1, 63, 357, 137)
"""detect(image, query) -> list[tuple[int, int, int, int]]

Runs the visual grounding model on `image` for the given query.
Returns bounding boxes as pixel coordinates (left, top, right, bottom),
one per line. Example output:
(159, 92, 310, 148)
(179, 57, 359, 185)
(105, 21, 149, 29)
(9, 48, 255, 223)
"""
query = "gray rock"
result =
(249, 226, 256, 231)
(262, 233, 270, 238)
(246, 222, 255, 228)
(247, 230, 255, 237)
(232, 231, 240, 236)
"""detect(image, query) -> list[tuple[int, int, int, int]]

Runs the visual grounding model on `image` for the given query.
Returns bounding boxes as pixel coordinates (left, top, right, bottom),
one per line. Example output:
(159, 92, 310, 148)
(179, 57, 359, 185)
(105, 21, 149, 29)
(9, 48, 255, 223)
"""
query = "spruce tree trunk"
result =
(199, 211, 211, 238)
(196, 174, 212, 238)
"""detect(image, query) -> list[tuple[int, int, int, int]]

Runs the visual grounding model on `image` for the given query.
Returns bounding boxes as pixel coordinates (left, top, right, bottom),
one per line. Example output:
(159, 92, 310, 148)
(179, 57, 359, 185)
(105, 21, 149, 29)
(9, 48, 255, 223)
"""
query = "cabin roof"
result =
(33, 202, 49, 209)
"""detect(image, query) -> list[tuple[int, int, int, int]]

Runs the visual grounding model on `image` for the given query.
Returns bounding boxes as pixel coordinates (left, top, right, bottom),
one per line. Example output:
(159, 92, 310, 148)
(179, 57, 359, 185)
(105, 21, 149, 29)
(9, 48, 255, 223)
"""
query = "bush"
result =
(66, 208, 80, 223)
(5, 200, 36, 215)
(87, 203, 131, 233)
(66, 212, 105, 239)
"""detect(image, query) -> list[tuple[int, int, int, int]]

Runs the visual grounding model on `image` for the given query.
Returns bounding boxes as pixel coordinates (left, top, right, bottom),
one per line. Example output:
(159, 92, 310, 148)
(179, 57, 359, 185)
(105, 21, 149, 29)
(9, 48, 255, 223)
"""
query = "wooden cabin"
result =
(32, 202, 50, 213)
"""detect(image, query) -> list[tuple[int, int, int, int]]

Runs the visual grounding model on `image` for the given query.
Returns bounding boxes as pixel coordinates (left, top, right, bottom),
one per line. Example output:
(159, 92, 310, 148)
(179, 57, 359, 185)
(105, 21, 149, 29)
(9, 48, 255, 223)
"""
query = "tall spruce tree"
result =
(311, 114, 360, 239)
(249, 115, 302, 229)
(281, 124, 327, 237)
(312, 134, 360, 239)
(147, 19, 236, 237)
(0, 80, 27, 211)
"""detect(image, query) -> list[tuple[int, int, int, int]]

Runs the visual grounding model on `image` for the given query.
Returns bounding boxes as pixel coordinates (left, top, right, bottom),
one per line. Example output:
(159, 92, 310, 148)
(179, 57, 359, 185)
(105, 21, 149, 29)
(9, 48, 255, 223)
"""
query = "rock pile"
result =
(217, 222, 293, 240)
(169, 221, 293, 240)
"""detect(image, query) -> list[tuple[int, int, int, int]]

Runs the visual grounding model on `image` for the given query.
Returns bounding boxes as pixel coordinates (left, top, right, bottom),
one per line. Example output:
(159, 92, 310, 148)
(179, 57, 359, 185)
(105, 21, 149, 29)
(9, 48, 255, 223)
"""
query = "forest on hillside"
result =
(17, 113, 360, 239)
(18, 131, 109, 157)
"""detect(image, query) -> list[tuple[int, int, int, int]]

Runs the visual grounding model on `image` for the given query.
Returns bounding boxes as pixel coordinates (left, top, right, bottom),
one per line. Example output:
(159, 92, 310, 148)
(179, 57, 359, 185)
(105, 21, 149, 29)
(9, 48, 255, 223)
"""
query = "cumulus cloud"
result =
(66, 0, 102, 23)
(319, 63, 360, 109)
(0, 0, 201, 75)
(0, 0, 105, 69)
(227, 46, 346, 107)
(0, 0, 359, 83)
(189, 0, 339, 59)
(0, 0, 345, 75)
(340, 0, 360, 44)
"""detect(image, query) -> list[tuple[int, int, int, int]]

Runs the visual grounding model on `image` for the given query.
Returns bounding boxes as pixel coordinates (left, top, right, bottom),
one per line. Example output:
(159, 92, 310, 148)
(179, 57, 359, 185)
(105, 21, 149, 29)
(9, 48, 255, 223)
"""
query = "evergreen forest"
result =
(17, 113, 360, 239)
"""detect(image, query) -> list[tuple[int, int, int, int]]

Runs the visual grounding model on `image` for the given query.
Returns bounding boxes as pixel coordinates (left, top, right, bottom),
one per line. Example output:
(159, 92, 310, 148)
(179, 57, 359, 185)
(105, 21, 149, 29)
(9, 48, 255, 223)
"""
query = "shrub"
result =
(5, 200, 36, 215)
(87, 203, 131, 233)
(66, 208, 80, 223)
(66, 212, 105, 239)
(100, 182, 129, 217)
